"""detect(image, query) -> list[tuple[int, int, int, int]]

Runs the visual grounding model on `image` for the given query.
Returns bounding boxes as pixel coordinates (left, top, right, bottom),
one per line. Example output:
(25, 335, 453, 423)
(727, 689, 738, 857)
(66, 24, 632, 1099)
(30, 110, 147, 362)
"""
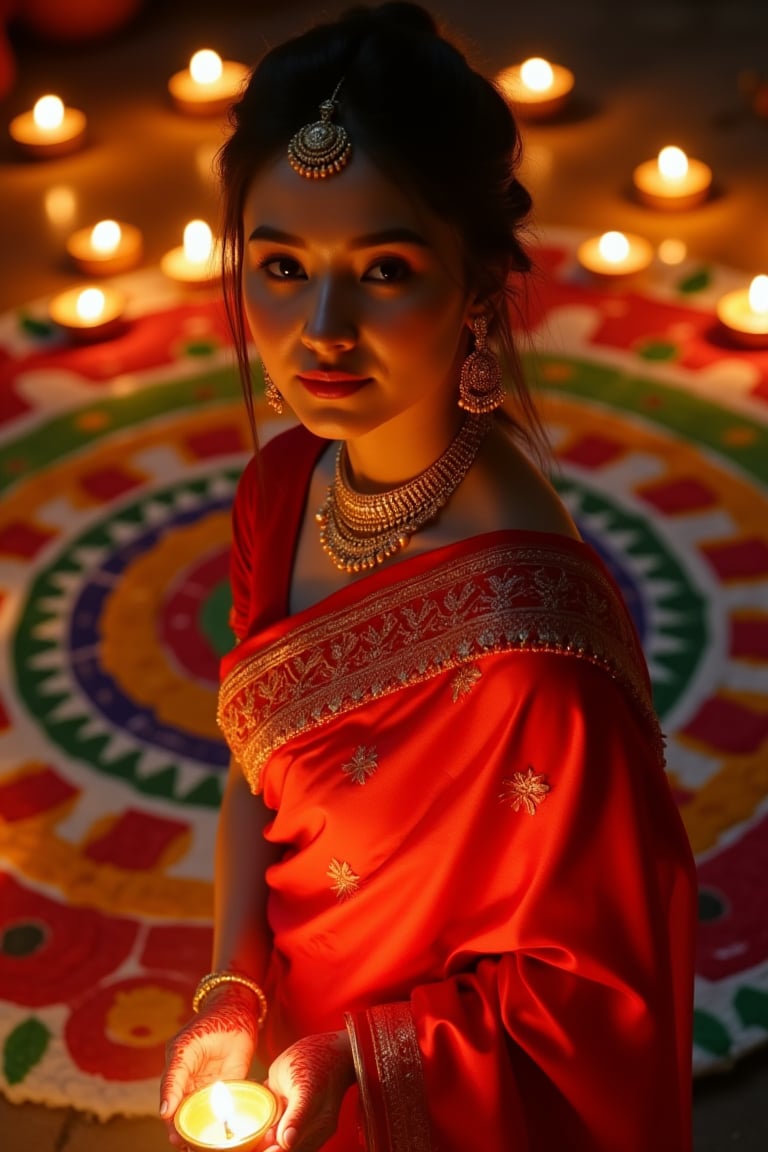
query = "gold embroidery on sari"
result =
(369, 1002, 432, 1151)
(218, 543, 662, 792)
(500, 766, 550, 815)
(451, 664, 482, 701)
(327, 858, 360, 901)
(342, 745, 378, 785)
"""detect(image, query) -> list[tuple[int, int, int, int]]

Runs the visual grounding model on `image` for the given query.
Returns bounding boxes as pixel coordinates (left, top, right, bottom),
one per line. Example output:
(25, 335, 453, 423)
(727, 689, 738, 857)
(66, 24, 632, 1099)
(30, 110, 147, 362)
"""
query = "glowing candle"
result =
(633, 146, 713, 210)
(161, 219, 220, 285)
(9, 94, 87, 158)
(174, 1081, 278, 1152)
(496, 57, 575, 120)
(48, 285, 126, 341)
(657, 238, 688, 267)
(66, 219, 144, 276)
(168, 49, 250, 116)
(576, 230, 654, 280)
(716, 275, 768, 348)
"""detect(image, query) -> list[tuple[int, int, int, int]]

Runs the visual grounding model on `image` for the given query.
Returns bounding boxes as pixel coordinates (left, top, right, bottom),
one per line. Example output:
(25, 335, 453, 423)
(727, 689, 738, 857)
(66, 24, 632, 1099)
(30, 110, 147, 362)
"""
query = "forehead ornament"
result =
(287, 79, 352, 179)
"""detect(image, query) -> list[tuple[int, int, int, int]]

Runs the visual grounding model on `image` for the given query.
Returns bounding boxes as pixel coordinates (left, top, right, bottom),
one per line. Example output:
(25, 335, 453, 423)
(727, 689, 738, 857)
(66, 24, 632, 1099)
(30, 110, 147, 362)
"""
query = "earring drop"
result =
(458, 315, 505, 414)
(262, 364, 284, 414)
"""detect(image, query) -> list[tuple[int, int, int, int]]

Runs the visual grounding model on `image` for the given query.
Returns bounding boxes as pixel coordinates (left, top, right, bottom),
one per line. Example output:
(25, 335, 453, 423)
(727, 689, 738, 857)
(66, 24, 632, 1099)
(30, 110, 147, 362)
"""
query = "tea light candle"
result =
(48, 285, 126, 341)
(577, 230, 654, 280)
(175, 1080, 278, 1152)
(9, 94, 86, 158)
(66, 220, 144, 276)
(168, 49, 249, 116)
(160, 219, 220, 285)
(496, 57, 575, 120)
(633, 146, 713, 210)
(716, 275, 768, 348)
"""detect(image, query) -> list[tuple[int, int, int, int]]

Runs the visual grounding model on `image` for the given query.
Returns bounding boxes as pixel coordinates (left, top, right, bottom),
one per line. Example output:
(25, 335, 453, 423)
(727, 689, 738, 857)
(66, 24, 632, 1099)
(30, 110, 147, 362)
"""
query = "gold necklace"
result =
(315, 414, 491, 573)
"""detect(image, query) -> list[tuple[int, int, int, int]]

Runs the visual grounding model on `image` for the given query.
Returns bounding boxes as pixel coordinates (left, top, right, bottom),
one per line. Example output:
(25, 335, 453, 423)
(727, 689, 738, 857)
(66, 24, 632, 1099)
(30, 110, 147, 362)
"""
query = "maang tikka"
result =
(287, 79, 352, 180)
(458, 314, 506, 414)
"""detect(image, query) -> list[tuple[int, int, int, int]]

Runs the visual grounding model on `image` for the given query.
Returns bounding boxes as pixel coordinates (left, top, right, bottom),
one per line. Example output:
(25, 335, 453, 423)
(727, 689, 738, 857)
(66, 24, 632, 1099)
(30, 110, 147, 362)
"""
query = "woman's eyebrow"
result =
(248, 225, 304, 246)
(247, 225, 430, 249)
(349, 227, 429, 250)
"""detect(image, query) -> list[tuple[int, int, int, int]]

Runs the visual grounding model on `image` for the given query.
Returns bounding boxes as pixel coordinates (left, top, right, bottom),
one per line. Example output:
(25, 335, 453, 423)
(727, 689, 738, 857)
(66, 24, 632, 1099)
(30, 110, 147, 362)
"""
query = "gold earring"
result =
(458, 315, 505, 414)
(262, 364, 284, 414)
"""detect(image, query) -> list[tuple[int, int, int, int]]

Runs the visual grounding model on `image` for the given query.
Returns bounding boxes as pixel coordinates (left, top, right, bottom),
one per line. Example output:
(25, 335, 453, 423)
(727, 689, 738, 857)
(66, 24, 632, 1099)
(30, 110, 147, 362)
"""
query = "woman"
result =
(160, 5, 697, 1150)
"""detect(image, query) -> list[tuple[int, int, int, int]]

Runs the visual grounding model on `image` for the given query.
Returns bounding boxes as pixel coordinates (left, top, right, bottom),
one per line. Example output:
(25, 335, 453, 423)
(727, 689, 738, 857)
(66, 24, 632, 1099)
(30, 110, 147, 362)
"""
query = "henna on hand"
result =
(267, 1030, 355, 1151)
(159, 985, 260, 1143)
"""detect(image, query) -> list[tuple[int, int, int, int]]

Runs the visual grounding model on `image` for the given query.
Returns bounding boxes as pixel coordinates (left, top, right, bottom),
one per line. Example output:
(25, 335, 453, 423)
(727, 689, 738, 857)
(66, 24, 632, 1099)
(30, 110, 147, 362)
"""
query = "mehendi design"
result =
(161, 987, 259, 1106)
(270, 1031, 356, 1150)
(286, 1032, 348, 1106)
(327, 858, 361, 900)
(500, 766, 550, 815)
(341, 745, 379, 784)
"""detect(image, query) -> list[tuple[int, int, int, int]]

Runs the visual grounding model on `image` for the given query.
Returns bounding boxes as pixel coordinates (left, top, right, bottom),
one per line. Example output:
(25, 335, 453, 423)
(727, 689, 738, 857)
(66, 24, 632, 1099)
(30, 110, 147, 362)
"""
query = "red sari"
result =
(218, 425, 696, 1152)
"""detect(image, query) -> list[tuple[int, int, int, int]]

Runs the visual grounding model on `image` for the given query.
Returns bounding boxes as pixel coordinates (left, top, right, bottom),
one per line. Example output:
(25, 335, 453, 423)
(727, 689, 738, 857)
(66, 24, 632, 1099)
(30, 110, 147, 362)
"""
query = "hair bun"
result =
(342, 2, 438, 38)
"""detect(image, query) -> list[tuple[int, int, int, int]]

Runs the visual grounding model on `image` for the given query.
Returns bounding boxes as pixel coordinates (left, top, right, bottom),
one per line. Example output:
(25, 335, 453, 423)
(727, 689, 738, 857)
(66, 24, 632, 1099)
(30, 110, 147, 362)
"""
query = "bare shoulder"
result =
(457, 422, 580, 539)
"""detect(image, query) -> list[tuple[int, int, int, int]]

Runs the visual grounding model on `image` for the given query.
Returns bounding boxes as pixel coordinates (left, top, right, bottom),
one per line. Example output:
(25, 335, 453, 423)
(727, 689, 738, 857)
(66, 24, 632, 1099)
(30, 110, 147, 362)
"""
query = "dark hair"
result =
(217, 2, 547, 461)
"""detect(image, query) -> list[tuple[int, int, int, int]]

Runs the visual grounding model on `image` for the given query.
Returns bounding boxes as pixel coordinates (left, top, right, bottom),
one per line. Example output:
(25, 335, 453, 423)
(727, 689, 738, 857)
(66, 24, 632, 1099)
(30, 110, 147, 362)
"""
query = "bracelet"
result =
(192, 971, 268, 1027)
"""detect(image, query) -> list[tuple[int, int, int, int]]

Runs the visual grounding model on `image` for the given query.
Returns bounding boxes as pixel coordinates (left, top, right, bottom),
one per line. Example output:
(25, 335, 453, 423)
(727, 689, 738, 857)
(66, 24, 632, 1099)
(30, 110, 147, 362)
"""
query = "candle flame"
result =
(183, 219, 213, 263)
(210, 1081, 235, 1124)
(520, 57, 554, 92)
(76, 288, 106, 322)
(190, 49, 223, 85)
(749, 275, 768, 316)
(33, 95, 65, 130)
(657, 146, 688, 181)
(598, 231, 630, 264)
(91, 220, 122, 254)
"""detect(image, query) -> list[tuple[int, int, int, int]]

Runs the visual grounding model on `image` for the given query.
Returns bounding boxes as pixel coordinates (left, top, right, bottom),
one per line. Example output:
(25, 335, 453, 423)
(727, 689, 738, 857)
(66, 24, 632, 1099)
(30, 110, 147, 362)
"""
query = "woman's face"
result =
(241, 147, 477, 447)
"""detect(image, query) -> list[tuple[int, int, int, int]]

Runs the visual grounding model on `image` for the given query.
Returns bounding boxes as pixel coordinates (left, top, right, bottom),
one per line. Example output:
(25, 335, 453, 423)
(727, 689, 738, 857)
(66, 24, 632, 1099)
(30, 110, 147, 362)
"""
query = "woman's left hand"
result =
(259, 1029, 355, 1152)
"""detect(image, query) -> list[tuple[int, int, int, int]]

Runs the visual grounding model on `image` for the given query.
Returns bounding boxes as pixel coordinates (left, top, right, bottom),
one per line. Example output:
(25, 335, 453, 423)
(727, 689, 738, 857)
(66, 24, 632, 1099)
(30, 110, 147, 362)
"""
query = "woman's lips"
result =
(296, 372, 370, 399)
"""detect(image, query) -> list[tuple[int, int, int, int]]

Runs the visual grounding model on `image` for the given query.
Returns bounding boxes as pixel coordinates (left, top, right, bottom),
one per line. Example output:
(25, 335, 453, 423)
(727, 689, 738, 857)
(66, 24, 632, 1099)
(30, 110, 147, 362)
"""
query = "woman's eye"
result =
(365, 258, 410, 283)
(263, 256, 306, 280)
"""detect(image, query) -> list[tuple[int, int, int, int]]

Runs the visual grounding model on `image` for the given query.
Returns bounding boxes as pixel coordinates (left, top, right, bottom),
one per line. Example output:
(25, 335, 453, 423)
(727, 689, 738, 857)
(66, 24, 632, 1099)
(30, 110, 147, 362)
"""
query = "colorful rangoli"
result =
(1, 227, 766, 1116)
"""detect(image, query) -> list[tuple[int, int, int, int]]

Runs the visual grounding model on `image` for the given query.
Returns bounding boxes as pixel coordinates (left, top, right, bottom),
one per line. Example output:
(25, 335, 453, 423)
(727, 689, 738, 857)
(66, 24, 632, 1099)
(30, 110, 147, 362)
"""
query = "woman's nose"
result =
(300, 276, 356, 353)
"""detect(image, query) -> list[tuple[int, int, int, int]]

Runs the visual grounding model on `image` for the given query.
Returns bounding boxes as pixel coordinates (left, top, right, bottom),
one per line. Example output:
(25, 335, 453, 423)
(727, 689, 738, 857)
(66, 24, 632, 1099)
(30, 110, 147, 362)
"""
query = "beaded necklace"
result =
(315, 414, 491, 573)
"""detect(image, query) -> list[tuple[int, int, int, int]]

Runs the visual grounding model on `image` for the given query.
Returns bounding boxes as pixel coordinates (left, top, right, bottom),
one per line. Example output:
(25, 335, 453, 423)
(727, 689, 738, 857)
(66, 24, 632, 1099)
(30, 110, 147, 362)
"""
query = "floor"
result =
(1, 0, 767, 1148)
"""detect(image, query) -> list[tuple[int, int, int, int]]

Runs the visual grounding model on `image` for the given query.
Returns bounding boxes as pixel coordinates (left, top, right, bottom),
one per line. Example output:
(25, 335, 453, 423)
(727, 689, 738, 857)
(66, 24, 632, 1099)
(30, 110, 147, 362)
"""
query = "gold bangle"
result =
(192, 971, 268, 1027)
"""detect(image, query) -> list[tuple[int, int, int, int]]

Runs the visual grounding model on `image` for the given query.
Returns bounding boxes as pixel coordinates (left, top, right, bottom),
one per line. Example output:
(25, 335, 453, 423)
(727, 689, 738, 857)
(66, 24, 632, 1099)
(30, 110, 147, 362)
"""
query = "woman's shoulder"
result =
(459, 423, 579, 540)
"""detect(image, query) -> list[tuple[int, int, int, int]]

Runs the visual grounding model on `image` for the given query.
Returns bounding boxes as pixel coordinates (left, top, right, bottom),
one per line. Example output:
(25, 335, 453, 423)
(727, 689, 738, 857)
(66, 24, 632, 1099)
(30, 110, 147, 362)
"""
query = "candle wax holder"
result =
(175, 1081, 278, 1152)
(496, 62, 574, 120)
(66, 222, 144, 276)
(160, 244, 221, 286)
(9, 106, 86, 158)
(168, 61, 250, 116)
(716, 287, 768, 349)
(633, 156, 712, 211)
(576, 232, 654, 281)
(48, 285, 126, 342)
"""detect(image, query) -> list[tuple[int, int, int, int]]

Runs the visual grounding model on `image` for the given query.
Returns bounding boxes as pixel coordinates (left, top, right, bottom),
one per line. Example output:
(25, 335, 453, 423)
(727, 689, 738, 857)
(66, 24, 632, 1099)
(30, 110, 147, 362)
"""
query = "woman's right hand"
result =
(159, 986, 260, 1146)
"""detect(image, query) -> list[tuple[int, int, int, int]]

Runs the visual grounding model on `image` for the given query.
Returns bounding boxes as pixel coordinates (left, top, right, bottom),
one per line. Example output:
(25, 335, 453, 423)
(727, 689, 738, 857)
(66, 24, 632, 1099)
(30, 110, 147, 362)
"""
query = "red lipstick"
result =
(297, 371, 370, 399)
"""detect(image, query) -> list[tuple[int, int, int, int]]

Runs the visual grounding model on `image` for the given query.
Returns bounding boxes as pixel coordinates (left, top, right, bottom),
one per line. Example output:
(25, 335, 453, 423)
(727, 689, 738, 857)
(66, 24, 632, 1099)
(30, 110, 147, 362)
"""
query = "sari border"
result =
(218, 542, 662, 792)
(345, 1003, 433, 1152)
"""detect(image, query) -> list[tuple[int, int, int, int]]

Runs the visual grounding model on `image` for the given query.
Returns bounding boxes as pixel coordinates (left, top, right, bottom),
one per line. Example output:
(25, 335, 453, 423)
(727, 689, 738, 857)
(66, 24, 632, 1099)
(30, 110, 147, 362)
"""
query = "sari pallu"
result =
(217, 427, 697, 1152)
